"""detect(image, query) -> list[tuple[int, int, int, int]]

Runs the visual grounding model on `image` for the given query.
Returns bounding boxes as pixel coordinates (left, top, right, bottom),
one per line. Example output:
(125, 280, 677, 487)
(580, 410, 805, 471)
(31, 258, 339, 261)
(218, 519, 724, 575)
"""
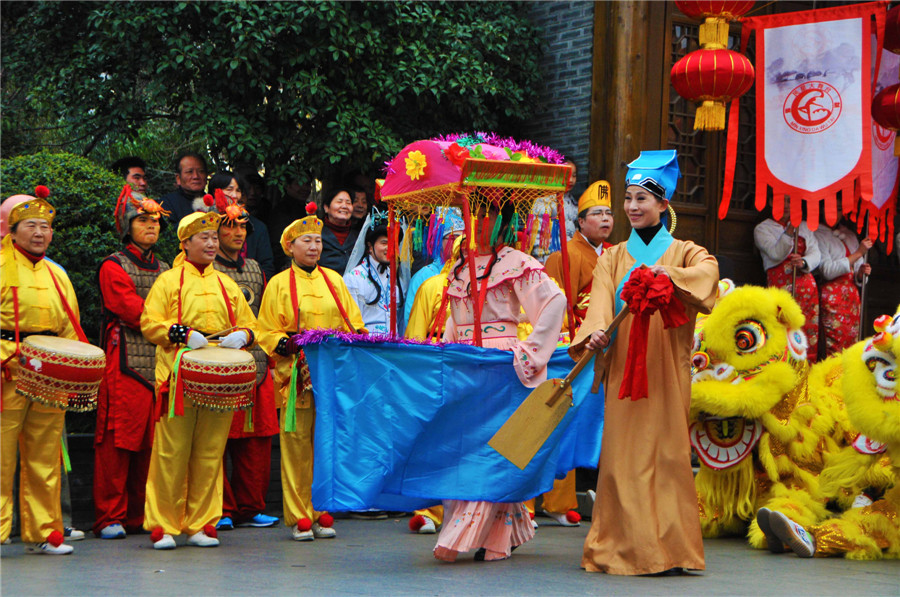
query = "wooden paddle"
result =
(489, 306, 630, 470)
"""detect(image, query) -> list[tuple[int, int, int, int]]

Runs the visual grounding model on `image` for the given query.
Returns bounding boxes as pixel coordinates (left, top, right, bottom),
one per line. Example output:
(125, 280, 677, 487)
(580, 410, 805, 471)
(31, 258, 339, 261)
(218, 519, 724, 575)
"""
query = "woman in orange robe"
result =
(570, 151, 718, 575)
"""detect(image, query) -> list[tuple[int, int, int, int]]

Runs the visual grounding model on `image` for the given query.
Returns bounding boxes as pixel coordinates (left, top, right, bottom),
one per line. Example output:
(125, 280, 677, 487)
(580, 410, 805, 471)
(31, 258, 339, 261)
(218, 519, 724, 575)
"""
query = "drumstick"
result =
(204, 326, 238, 340)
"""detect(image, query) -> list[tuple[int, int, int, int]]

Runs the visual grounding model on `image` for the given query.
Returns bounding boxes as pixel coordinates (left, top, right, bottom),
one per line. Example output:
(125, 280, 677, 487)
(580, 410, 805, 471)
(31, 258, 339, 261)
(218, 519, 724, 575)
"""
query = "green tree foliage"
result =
(1, 1, 543, 185)
(0, 152, 138, 344)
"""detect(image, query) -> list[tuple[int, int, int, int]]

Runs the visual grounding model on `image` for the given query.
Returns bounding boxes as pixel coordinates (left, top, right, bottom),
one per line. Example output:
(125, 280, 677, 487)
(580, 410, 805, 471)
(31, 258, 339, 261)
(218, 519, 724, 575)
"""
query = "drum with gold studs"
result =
(179, 346, 256, 412)
(17, 336, 105, 412)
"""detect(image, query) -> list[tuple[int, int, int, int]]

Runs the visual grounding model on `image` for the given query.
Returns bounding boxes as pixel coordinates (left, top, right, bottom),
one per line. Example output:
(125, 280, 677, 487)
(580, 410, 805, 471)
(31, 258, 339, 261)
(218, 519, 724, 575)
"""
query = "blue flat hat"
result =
(625, 150, 680, 200)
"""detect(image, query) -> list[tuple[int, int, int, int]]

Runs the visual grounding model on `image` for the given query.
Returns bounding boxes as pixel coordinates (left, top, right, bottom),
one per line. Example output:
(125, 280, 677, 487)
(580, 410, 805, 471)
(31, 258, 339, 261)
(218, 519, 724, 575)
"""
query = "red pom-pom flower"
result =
(316, 513, 334, 528)
(305, 202, 317, 215)
(565, 510, 582, 524)
(297, 518, 313, 532)
(34, 185, 50, 199)
(202, 194, 214, 207)
(203, 524, 218, 538)
(47, 530, 64, 547)
(150, 527, 165, 543)
(408, 515, 426, 532)
(214, 188, 228, 213)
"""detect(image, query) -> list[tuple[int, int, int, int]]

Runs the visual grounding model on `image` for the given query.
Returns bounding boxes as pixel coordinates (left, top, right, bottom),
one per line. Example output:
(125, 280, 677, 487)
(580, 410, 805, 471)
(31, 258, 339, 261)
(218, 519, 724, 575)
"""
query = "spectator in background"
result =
(753, 202, 821, 361)
(110, 157, 149, 194)
(319, 187, 359, 274)
(207, 172, 275, 279)
(234, 166, 271, 224)
(268, 177, 312, 273)
(350, 186, 371, 231)
(814, 220, 872, 357)
(158, 152, 209, 225)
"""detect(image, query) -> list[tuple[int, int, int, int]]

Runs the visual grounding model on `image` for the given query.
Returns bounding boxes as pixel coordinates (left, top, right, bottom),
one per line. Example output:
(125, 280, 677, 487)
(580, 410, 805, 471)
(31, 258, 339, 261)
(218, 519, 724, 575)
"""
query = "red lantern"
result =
(675, 1, 755, 20)
(671, 48, 755, 131)
(885, 5, 900, 55)
(872, 83, 900, 155)
(675, 1, 755, 48)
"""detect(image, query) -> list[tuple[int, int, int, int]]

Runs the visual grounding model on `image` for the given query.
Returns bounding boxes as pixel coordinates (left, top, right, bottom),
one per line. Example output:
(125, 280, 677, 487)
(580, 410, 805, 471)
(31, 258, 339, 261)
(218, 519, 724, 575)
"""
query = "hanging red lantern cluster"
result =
(872, 5, 900, 156)
(671, 1, 756, 131)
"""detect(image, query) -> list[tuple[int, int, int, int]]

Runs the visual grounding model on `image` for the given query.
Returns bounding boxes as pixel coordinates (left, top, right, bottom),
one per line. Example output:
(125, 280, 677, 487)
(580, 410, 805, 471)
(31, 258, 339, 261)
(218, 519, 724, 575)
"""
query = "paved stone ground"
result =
(2, 515, 898, 596)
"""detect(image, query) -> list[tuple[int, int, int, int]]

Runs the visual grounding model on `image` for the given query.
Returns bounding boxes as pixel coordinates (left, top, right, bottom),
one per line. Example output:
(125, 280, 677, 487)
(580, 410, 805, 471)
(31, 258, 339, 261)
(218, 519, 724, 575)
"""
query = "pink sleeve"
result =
(511, 271, 566, 388)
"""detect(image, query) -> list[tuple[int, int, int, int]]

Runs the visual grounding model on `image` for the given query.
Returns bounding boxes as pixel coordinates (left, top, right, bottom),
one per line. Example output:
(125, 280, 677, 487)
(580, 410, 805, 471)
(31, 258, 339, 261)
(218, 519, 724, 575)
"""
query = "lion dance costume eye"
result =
(734, 320, 766, 354)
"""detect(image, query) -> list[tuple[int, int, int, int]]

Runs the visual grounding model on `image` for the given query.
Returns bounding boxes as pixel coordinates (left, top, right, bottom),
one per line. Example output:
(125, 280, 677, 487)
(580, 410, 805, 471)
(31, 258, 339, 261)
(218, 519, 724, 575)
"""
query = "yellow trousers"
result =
(415, 505, 444, 525)
(280, 407, 327, 526)
(526, 469, 578, 515)
(0, 396, 65, 544)
(143, 406, 233, 536)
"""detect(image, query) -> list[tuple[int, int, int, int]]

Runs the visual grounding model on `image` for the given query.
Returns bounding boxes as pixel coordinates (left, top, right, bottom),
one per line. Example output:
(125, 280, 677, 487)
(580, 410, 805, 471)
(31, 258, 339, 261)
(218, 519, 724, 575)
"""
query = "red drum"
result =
(180, 347, 256, 412)
(17, 336, 105, 412)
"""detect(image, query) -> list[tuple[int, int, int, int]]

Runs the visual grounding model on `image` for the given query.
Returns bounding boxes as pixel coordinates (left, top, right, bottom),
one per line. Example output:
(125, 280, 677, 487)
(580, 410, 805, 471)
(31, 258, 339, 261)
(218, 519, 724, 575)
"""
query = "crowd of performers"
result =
(0, 145, 893, 577)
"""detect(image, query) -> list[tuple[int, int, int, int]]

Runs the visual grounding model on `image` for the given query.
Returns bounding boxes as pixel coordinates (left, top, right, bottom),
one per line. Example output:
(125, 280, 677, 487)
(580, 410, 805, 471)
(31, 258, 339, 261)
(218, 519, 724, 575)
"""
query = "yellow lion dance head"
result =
(841, 307, 900, 449)
(691, 285, 808, 470)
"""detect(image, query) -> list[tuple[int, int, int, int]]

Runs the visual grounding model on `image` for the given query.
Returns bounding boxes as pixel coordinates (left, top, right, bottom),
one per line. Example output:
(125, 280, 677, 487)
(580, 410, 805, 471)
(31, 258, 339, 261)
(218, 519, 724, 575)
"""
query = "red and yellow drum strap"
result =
(46, 266, 88, 343)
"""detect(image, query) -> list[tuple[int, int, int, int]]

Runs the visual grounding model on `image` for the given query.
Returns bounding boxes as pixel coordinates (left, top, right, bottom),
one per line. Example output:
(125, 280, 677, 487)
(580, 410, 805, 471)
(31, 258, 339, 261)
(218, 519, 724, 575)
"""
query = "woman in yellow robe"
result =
(570, 151, 718, 575)
(0, 191, 80, 555)
(257, 204, 365, 542)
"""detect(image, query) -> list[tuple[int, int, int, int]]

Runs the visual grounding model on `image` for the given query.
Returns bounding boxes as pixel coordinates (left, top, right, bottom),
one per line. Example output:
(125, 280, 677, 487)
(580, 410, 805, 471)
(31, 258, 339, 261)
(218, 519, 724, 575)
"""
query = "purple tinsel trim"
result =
(434, 132, 566, 165)
(292, 329, 445, 349)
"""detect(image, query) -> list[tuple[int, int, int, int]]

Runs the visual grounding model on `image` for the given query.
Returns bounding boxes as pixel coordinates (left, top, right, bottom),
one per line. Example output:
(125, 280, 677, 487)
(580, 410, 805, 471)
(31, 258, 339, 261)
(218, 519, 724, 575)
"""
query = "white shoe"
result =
(418, 517, 437, 534)
(587, 489, 596, 506)
(100, 524, 126, 539)
(312, 522, 336, 539)
(2, 537, 10, 545)
(292, 527, 314, 541)
(26, 542, 73, 555)
(187, 530, 219, 547)
(769, 511, 815, 558)
(64, 527, 85, 541)
(153, 534, 176, 550)
(542, 509, 580, 527)
(852, 493, 874, 508)
(531, 518, 539, 530)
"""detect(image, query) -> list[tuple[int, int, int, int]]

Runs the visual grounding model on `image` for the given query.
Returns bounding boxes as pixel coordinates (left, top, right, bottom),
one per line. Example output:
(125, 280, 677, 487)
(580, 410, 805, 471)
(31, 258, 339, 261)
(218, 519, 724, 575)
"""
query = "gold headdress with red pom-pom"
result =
(280, 201, 322, 255)
(7, 185, 56, 229)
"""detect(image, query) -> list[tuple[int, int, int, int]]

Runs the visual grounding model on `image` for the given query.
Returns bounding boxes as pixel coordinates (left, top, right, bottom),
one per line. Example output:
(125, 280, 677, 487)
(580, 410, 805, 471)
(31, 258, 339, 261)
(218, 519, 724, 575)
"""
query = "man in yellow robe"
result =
(140, 211, 258, 550)
(533, 181, 615, 528)
(0, 189, 80, 555)
(257, 203, 365, 542)
(570, 150, 718, 575)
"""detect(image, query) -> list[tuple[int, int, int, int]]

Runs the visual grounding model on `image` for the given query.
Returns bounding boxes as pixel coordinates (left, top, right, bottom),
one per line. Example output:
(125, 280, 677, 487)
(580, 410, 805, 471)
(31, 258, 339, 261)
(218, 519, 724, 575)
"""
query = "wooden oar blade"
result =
(488, 378, 572, 470)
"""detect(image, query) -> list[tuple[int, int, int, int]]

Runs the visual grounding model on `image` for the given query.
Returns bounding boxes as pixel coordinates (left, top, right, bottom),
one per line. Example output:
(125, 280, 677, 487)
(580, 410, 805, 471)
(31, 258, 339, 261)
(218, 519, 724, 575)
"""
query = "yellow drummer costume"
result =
(0, 188, 81, 554)
(258, 204, 365, 541)
(140, 212, 258, 549)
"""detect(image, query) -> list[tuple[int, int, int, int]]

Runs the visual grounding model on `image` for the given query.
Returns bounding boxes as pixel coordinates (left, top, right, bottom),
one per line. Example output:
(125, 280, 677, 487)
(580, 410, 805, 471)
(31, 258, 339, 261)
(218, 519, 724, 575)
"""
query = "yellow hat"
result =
(577, 181, 612, 214)
(4, 186, 56, 232)
(177, 211, 221, 242)
(280, 202, 323, 255)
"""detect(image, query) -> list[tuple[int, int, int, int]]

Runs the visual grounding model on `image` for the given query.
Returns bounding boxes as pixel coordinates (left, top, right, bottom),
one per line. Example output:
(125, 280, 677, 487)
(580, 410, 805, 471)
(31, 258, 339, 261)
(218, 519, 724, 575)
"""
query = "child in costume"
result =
(433, 199, 566, 562)
(569, 150, 719, 575)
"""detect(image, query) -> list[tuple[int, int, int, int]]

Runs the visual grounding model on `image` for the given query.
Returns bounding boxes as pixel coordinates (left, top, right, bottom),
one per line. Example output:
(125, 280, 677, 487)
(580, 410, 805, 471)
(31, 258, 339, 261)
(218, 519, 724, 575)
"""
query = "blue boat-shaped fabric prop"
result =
(299, 332, 604, 512)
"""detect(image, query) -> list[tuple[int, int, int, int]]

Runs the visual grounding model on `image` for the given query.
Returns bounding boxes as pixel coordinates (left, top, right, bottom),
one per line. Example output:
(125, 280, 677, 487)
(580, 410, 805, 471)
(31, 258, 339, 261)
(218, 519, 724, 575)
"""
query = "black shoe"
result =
(349, 511, 388, 520)
(474, 548, 486, 562)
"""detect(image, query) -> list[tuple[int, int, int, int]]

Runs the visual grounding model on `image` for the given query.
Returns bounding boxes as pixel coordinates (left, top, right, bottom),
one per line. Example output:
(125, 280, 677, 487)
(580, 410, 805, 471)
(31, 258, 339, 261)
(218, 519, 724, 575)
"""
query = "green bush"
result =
(1, 151, 127, 344)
